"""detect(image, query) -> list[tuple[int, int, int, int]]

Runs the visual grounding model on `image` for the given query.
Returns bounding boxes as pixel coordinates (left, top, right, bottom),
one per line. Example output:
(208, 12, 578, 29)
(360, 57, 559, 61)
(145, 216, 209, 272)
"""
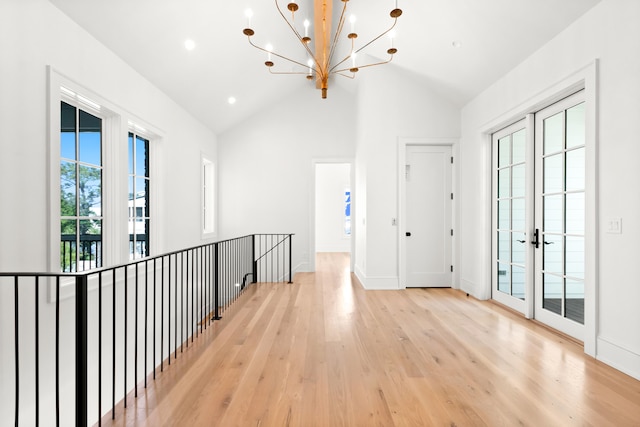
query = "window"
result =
(60, 101, 103, 272)
(202, 157, 215, 235)
(128, 132, 150, 259)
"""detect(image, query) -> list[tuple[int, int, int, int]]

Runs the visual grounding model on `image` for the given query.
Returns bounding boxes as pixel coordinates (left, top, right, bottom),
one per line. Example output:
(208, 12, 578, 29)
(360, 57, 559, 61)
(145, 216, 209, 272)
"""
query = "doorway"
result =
(315, 163, 352, 254)
(404, 145, 453, 287)
(492, 90, 586, 340)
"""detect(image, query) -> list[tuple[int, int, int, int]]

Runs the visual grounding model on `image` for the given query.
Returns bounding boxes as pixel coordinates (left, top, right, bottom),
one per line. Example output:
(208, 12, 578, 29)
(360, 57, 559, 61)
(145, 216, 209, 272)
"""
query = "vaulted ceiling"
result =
(49, 0, 600, 134)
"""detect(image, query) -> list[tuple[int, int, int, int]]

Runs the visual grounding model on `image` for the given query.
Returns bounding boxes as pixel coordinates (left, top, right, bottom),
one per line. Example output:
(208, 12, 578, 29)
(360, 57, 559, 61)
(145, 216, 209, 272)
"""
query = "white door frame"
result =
(480, 60, 598, 356)
(398, 137, 459, 290)
(309, 158, 355, 272)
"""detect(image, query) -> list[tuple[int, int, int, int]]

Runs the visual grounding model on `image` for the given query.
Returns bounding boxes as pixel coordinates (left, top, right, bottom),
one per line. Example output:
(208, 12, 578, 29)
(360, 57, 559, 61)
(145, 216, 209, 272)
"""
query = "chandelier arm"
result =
(328, 17, 398, 74)
(248, 36, 318, 72)
(326, 1, 349, 69)
(274, 0, 323, 75)
(334, 72, 356, 80)
(331, 55, 394, 75)
(353, 18, 398, 56)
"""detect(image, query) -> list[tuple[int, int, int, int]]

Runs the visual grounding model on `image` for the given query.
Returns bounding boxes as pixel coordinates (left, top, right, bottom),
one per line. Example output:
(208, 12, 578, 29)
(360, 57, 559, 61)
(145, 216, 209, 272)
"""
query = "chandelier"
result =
(243, 0, 402, 99)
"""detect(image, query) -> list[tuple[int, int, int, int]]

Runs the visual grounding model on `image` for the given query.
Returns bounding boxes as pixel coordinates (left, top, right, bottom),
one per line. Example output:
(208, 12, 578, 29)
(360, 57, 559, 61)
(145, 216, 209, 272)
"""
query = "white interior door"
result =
(405, 145, 452, 287)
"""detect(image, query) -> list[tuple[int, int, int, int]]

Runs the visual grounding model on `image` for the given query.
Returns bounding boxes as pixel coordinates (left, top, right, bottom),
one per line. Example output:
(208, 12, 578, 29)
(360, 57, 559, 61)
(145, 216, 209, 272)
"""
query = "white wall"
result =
(0, 0, 218, 424)
(459, 0, 640, 379)
(217, 86, 356, 273)
(315, 163, 351, 253)
(354, 63, 461, 289)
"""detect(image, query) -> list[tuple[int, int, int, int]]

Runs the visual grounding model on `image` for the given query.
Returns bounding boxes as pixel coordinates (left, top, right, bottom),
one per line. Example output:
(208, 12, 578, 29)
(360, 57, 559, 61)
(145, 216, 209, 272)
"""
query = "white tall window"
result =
(128, 132, 150, 259)
(60, 100, 104, 272)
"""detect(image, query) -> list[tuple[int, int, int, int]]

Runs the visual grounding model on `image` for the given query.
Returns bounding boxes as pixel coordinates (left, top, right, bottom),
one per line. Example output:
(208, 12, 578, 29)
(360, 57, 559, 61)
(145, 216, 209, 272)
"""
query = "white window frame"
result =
(48, 67, 163, 300)
(127, 129, 152, 260)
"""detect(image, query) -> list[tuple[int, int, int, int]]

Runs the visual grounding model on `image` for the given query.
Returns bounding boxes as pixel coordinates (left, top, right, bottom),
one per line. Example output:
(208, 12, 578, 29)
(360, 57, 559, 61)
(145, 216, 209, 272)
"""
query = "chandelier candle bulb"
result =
(245, 8, 253, 27)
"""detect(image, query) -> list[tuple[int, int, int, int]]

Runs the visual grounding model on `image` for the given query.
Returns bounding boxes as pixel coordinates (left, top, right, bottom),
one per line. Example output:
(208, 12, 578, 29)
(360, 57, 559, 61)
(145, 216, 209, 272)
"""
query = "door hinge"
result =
(450, 193, 454, 200)
(450, 229, 453, 236)
(451, 156, 454, 164)
(450, 265, 454, 272)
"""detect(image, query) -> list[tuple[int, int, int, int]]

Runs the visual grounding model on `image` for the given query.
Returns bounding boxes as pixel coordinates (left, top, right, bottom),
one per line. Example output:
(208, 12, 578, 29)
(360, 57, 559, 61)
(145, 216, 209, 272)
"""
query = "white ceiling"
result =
(49, 0, 600, 134)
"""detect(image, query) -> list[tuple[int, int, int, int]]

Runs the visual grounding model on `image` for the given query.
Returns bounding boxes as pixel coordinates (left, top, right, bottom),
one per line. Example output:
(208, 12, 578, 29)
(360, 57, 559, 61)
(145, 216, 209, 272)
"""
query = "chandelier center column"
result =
(314, 0, 333, 98)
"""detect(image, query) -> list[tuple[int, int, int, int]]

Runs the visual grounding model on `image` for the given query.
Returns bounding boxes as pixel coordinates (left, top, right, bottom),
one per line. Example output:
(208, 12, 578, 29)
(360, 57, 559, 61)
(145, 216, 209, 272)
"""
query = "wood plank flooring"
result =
(101, 253, 640, 426)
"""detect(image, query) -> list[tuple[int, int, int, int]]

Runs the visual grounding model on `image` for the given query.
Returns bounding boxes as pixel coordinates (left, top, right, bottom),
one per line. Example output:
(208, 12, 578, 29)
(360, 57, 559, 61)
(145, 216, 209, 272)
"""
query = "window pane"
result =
(60, 102, 76, 160)
(566, 193, 585, 235)
(543, 195, 563, 233)
(498, 135, 510, 168)
(128, 133, 134, 175)
(512, 164, 525, 197)
(498, 200, 510, 230)
(512, 129, 526, 164)
(543, 234, 563, 274)
(497, 263, 510, 294)
(566, 103, 585, 149)
(565, 236, 584, 279)
(565, 278, 584, 324)
(566, 148, 585, 192)
(135, 177, 148, 211)
(78, 165, 101, 217)
(60, 161, 76, 216)
(512, 232, 526, 264)
(79, 110, 101, 166)
(512, 265, 525, 300)
(512, 198, 525, 231)
(60, 220, 76, 272)
(498, 168, 510, 198)
(79, 219, 101, 271)
(544, 154, 563, 194)
(498, 231, 510, 262)
(136, 136, 149, 177)
(543, 274, 563, 315)
(544, 112, 564, 154)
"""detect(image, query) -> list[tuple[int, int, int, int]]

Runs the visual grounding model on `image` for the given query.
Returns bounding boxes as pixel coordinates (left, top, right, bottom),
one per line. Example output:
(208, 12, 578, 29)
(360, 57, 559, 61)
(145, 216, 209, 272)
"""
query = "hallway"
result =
(102, 253, 640, 426)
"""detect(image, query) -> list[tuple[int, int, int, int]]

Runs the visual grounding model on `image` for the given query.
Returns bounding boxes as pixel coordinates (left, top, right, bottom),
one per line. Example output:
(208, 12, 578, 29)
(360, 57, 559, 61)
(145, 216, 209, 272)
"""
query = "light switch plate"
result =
(607, 218, 622, 234)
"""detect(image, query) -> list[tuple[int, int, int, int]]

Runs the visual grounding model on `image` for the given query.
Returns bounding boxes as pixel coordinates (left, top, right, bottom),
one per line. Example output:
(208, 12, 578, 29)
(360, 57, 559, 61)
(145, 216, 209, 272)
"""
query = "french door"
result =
(492, 91, 586, 340)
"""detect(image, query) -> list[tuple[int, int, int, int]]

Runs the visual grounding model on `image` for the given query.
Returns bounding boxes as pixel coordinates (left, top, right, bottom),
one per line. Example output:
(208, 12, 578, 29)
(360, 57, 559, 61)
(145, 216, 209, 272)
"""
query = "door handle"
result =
(517, 240, 526, 243)
(406, 232, 411, 237)
(531, 229, 540, 249)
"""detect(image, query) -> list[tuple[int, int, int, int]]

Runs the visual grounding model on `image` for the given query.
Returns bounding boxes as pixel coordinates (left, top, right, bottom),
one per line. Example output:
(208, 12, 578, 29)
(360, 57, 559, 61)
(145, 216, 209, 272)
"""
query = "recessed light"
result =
(228, 97, 237, 105)
(184, 39, 196, 51)
(452, 40, 462, 48)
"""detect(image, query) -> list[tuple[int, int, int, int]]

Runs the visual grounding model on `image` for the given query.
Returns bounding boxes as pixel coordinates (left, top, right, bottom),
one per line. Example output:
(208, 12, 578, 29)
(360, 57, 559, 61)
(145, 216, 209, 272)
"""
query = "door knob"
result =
(406, 232, 411, 237)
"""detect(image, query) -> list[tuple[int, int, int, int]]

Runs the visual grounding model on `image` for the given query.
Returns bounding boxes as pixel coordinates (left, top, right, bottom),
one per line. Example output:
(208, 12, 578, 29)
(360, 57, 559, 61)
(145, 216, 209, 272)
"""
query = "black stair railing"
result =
(0, 233, 293, 426)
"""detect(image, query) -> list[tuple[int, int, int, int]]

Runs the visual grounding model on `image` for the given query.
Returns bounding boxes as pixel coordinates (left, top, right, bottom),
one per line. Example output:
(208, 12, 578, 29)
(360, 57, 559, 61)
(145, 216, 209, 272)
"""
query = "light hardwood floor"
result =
(101, 253, 640, 426)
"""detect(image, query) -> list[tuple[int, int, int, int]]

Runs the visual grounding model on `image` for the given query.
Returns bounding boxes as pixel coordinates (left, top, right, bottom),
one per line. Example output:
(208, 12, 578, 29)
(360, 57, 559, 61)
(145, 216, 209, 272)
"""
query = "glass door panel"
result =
(492, 121, 528, 310)
(535, 92, 586, 339)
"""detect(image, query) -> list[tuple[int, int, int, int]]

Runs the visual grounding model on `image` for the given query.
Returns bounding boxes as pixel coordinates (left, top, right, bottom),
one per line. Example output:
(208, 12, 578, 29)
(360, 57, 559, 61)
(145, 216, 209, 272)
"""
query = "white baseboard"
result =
(353, 265, 399, 290)
(597, 337, 640, 381)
